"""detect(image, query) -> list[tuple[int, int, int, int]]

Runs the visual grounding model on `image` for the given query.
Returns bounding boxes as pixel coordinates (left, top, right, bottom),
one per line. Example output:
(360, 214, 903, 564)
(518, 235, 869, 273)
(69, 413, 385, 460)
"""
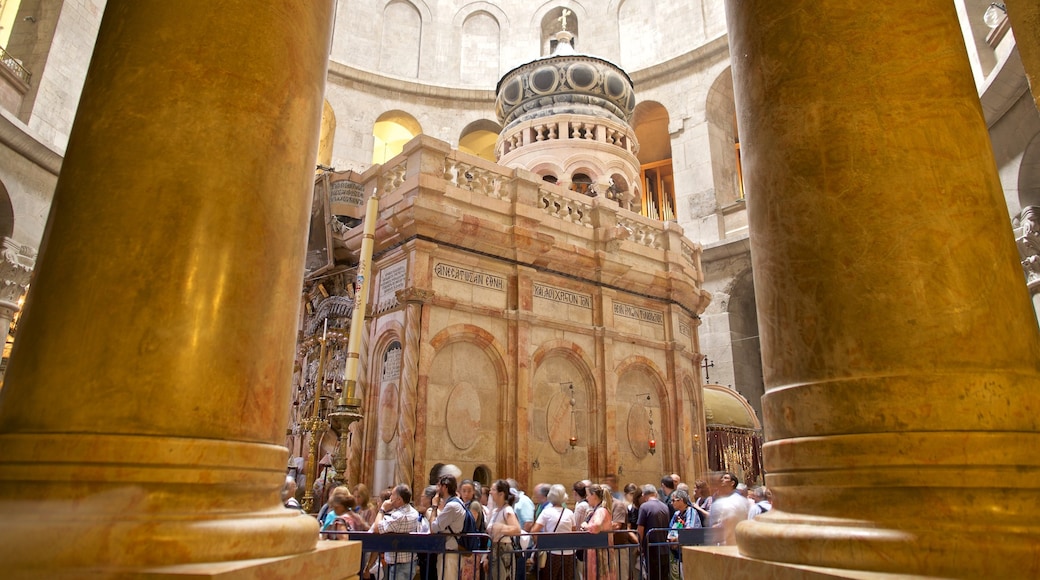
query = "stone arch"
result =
(706, 67, 742, 207)
(425, 324, 510, 481)
(452, 2, 510, 28)
(1019, 131, 1040, 208)
(372, 110, 423, 165)
(360, 323, 404, 490)
(632, 101, 674, 219)
(459, 119, 502, 162)
(530, 340, 598, 483)
(726, 267, 764, 422)
(379, 0, 423, 78)
(527, 160, 566, 184)
(613, 355, 669, 480)
(460, 11, 501, 85)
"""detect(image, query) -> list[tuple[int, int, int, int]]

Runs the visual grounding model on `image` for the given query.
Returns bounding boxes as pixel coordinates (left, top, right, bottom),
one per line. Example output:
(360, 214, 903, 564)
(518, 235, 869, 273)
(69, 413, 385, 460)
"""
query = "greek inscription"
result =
(434, 262, 505, 292)
(533, 284, 591, 309)
(613, 302, 664, 325)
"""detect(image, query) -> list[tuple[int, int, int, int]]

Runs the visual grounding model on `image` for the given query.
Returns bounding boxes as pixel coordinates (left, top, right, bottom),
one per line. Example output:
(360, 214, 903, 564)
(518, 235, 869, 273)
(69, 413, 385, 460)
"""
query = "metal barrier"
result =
(322, 527, 717, 580)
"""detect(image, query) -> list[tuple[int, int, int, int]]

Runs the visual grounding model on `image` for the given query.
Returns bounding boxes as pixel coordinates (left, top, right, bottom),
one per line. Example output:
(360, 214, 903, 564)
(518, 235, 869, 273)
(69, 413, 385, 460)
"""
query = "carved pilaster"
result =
(395, 288, 433, 489)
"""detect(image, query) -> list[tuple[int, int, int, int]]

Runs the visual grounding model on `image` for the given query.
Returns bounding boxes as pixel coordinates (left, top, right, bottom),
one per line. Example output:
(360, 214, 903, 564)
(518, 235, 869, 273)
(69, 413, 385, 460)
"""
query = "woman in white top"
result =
(484, 479, 522, 580)
(530, 484, 576, 580)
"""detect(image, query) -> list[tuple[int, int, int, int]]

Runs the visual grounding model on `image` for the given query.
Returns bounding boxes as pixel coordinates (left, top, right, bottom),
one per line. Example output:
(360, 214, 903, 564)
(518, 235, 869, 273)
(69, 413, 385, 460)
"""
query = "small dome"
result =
(495, 34, 635, 130)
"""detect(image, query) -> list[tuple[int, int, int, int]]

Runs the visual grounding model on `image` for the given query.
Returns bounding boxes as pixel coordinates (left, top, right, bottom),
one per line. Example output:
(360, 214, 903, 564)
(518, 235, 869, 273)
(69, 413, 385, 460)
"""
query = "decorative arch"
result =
(726, 267, 764, 422)
(372, 110, 423, 165)
(379, 0, 423, 78)
(530, 340, 598, 483)
(460, 11, 501, 85)
(706, 67, 743, 207)
(358, 322, 404, 490)
(424, 324, 511, 482)
(631, 101, 675, 220)
(616, 0, 658, 71)
(452, 2, 509, 28)
(613, 355, 669, 481)
(459, 119, 503, 162)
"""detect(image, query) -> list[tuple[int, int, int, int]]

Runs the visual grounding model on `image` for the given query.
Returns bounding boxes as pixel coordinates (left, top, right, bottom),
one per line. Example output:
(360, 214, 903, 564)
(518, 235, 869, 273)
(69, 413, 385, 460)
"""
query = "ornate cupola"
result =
(494, 31, 641, 210)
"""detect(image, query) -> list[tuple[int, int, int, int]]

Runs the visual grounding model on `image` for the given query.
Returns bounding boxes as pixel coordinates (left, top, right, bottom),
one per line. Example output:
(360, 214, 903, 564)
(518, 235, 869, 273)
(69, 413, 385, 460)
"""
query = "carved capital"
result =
(395, 287, 434, 304)
(0, 238, 35, 304)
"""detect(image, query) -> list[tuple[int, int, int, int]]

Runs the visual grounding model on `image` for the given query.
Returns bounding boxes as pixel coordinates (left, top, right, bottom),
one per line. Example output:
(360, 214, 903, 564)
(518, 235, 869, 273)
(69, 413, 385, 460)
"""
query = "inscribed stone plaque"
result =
(378, 262, 407, 312)
(613, 302, 664, 325)
(434, 262, 505, 292)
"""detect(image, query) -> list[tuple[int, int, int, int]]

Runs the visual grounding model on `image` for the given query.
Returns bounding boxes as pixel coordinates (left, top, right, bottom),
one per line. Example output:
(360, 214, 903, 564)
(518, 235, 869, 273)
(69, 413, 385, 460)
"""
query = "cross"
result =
(558, 8, 571, 31)
(701, 357, 714, 382)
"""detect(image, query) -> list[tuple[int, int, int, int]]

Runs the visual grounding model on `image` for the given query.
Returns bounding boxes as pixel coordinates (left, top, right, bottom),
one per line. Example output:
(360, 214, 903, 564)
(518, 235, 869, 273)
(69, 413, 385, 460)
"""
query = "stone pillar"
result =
(0, 2, 350, 575)
(723, 2, 1040, 578)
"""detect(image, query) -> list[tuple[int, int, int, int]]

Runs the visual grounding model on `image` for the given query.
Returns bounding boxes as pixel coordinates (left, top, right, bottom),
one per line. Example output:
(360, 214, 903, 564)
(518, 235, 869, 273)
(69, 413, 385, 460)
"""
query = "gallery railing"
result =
(324, 527, 717, 580)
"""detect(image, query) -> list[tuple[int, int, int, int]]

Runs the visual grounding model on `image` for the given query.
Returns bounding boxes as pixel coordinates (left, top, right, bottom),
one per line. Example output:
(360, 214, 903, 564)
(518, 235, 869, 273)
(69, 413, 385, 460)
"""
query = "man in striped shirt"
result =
(372, 483, 421, 580)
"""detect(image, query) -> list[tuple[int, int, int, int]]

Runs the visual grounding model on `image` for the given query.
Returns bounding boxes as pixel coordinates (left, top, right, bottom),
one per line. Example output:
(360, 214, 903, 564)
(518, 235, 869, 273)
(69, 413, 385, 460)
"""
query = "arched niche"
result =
(459, 119, 502, 162)
(539, 5, 581, 55)
(614, 360, 667, 484)
(530, 345, 596, 486)
(727, 268, 764, 422)
(379, 1, 422, 78)
(632, 101, 674, 220)
(706, 68, 743, 207)
(460, 11, 501, 85)
(372, 110, 423, 165)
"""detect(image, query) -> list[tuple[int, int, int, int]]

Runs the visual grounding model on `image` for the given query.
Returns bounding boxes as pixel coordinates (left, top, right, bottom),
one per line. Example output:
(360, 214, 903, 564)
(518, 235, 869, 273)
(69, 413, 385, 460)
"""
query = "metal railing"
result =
(324, 527, 718, 580)
(0, 46, 30, 85)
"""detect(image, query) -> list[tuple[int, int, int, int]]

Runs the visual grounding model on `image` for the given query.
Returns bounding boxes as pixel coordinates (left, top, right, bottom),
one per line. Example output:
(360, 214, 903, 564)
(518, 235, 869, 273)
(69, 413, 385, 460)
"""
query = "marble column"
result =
(0, 2, 347, 575)
(724, 2, 1040, 577)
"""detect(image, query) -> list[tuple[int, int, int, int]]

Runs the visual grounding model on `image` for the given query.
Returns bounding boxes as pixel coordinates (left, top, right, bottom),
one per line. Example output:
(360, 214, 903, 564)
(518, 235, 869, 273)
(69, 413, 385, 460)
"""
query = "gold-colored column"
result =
(724, 2, 1040, 578)
(0, 1, 337, 573)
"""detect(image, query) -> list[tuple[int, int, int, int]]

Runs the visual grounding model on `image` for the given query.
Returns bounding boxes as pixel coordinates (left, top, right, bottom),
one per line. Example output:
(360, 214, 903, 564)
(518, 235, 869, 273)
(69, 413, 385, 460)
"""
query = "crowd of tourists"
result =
(282, 471, 772, 580)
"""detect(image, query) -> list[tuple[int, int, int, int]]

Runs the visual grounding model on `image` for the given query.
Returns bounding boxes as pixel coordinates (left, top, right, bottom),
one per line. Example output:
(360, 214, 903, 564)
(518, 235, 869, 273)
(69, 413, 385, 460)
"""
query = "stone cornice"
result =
(629, 35, 731, 88)
(326, 61, 496, 103)
(0, 109, 62, 176)
(325, 36, 732, 102)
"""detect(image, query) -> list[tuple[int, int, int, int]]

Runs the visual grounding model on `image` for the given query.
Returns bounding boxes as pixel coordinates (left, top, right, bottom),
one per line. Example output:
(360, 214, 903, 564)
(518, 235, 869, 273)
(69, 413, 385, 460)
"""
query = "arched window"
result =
(571, 172, 594, 196)
(461, 11, 500, 85)
(458, 119, 502, 162)
(632, 101, 675, 220)
(380, 1, 421, 78)
(372, 111, 422, 165)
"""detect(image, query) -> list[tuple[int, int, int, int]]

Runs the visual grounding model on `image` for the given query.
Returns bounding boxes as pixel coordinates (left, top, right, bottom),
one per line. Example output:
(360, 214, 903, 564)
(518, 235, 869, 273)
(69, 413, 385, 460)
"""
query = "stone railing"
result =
(0, 46, 31, 85)
(538, 187, 594, 228)
(442, 155, 512, 200)
(618, 216, 664, 250)
(497, 116, 638, 159)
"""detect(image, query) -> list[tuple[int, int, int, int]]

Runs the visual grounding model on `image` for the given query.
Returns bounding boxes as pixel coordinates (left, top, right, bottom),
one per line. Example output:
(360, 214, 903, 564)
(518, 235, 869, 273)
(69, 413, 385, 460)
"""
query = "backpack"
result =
(447, 497, 487, 551)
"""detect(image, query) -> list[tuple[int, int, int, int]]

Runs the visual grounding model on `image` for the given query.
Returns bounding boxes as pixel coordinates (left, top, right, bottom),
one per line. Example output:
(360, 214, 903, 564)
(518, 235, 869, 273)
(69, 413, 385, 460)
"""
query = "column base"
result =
(7, 539, 361, 580)
(733, 513, 1040, 579)
(682, 545, 944, 580)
